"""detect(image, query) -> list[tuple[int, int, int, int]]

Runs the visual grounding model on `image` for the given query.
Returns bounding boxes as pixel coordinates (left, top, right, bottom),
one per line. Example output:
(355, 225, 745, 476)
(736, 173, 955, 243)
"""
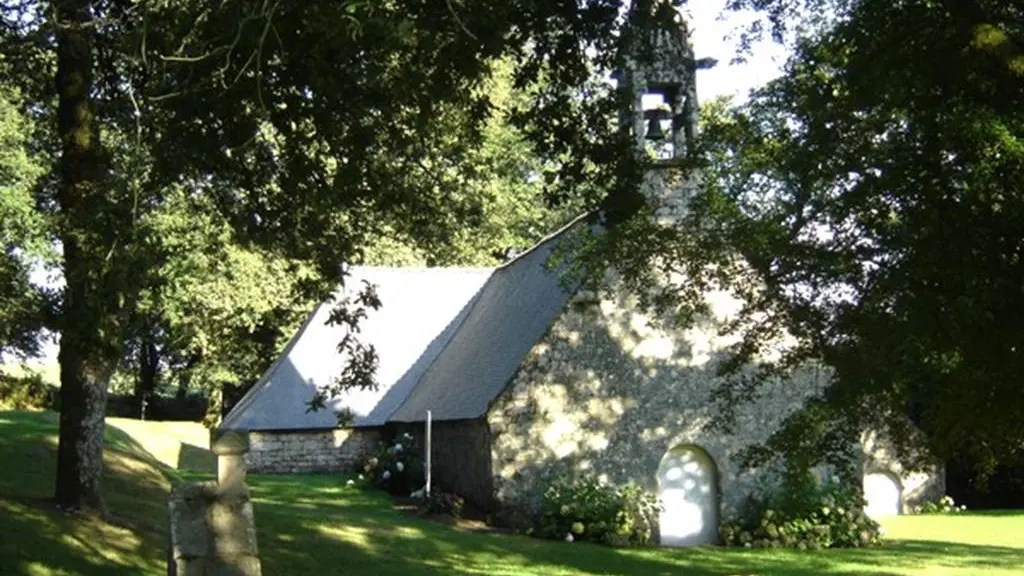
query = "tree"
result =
(114, 187, 319, 420)
(359, 60, 586, 267)
(1, 0, 652, 515)
(0, 84, 48, 359)
(608, 0, 1024, 473)
(107, 58, 583, 421)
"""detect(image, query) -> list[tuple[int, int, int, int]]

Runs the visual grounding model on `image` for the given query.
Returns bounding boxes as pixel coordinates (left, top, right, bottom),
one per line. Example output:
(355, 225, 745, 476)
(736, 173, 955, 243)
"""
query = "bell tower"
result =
(615, 1, 714, 222)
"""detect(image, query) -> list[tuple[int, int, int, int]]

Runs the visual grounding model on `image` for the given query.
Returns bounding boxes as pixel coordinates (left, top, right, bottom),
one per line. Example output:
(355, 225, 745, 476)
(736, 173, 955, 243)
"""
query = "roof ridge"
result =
(495, 211, 594, 270)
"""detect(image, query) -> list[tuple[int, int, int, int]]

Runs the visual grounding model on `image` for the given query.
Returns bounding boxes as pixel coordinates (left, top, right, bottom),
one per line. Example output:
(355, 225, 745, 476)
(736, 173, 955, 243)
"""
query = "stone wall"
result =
(487, 280, 830, 522)
(245, 428, 380, 474)
(861, 428, 945, 511)
(168, 482, 261, 575)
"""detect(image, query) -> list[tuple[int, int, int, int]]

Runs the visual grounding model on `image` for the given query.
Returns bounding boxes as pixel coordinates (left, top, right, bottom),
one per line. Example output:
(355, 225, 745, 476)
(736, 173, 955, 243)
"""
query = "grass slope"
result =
(0, 411, 213, 575)
(1, 410, 1022, 576)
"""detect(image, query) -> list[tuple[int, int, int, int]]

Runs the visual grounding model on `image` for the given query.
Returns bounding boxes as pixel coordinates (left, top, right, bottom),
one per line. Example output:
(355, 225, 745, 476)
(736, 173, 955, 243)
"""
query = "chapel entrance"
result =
(656, 445, 719, 547)
(863, 471, 902, 519)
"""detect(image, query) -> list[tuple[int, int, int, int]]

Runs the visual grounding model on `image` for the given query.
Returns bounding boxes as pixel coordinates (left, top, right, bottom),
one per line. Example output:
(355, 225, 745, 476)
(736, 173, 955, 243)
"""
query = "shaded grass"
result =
(0, 411, 214, 576)
(250, 473, 1024, 576)
(1, 410, 1022, 575)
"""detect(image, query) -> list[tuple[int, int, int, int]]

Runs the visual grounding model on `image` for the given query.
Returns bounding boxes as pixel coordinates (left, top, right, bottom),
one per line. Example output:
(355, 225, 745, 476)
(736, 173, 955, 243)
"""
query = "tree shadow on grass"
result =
(833, 540, 1024, 572)
(0, 497, 166, 576)
(245, 474, 1023, 576)
(0, 411, 192, 575)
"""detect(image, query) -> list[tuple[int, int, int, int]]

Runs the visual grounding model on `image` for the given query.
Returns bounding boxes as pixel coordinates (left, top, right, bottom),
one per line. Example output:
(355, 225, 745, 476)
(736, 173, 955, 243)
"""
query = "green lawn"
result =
(1, 411, 1022, 575)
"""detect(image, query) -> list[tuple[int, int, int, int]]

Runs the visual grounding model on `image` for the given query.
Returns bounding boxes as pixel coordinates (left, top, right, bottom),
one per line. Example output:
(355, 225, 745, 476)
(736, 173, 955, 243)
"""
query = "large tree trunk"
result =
(53, 0, 113, 514)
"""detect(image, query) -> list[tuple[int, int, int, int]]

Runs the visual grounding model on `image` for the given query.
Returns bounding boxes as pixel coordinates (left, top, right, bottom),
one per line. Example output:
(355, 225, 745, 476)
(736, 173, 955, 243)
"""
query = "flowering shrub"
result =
(720, 473, 882, 549)
(362, 432, 424, 496)
(535, 476, 660, 547)
(911, 495, 967, 515)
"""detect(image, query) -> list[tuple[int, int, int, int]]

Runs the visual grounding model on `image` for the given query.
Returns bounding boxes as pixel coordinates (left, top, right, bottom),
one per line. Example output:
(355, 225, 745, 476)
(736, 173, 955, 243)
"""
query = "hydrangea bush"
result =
(720, 473, 882, 550)
(911, 495, 967, 515)
(534, 476, 660, 547)
(362, 432, 425, 496)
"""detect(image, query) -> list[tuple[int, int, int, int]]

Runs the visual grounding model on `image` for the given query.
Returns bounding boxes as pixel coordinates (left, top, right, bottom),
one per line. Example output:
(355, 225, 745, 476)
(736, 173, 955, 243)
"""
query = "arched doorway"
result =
(657, 445, 719, 547)
(863, 471, 902, 519)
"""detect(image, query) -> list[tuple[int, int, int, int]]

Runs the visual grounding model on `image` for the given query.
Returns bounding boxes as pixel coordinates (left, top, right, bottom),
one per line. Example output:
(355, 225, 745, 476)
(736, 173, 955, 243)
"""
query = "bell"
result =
(645, 117, 665, 141)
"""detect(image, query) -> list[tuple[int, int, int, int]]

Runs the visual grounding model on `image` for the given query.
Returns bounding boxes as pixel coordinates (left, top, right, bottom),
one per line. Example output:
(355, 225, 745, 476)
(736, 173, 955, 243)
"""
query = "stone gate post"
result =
(168, 429, 262, 576)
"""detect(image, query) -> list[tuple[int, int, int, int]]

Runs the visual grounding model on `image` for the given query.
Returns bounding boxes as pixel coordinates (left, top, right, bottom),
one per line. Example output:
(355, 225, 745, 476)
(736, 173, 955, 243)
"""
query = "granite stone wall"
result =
(861, 428, 945, 511)
(487, 277, 943, 523)
(168, 482, 261, 576)
(487, 279, 832, 522)
(245, 428, 380, 474)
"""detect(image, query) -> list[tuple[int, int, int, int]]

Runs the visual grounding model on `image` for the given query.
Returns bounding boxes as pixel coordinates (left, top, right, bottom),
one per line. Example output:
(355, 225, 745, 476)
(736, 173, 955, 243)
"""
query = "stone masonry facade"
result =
(245, 428, 380, 474)
(487, 278, 827, 521)
(861, 428, 945, 511)
(487, 276, 942, 522)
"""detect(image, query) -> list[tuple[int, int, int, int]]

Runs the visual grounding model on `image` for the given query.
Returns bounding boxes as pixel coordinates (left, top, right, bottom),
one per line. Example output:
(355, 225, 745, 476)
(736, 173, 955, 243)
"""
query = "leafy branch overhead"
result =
(307, 280, 382, 415)
(0, 0, 660, 513)
(611, 0, 1024, 472)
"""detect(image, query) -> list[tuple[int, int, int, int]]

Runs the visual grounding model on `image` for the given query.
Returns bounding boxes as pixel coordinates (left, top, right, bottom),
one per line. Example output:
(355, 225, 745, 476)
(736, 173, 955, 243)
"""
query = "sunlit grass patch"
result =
(1, 410, 1022, 576)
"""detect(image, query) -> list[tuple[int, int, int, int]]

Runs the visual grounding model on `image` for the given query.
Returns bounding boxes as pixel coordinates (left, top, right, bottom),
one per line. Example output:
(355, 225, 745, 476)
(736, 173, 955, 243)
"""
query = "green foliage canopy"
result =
(612, 0, 1024, 471)
(0, 85, 48, 359)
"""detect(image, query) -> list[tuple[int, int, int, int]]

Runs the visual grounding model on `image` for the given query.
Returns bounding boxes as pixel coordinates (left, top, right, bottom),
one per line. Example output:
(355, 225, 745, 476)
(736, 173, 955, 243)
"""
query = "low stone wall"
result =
(245, 428, 380, 474)
(169, 430, 261, 575)
(168, 482, 261, 576)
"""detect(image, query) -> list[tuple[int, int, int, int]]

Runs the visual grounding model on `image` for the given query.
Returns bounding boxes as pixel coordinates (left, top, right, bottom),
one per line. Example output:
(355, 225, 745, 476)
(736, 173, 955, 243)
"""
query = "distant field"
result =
(0, 362, 60, 386)
(1, 410, 1022, 576)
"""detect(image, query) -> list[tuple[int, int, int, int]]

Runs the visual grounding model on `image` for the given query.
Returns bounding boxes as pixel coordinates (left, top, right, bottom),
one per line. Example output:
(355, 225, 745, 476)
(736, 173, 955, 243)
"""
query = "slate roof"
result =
(389, 234, 576, 422)
(220, 216, 587, 431)
(220, 267, 492, 430)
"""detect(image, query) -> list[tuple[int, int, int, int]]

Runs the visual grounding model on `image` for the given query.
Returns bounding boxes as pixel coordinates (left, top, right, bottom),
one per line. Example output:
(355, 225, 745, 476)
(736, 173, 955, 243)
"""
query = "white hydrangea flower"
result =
(394, 443, 404, 452)
(564, 533, 574, 543)
(396, 461, 405, 472)
(346, 479, 355, 486)
(404, 432, 414, 440)
(382, 470, 392, 480)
